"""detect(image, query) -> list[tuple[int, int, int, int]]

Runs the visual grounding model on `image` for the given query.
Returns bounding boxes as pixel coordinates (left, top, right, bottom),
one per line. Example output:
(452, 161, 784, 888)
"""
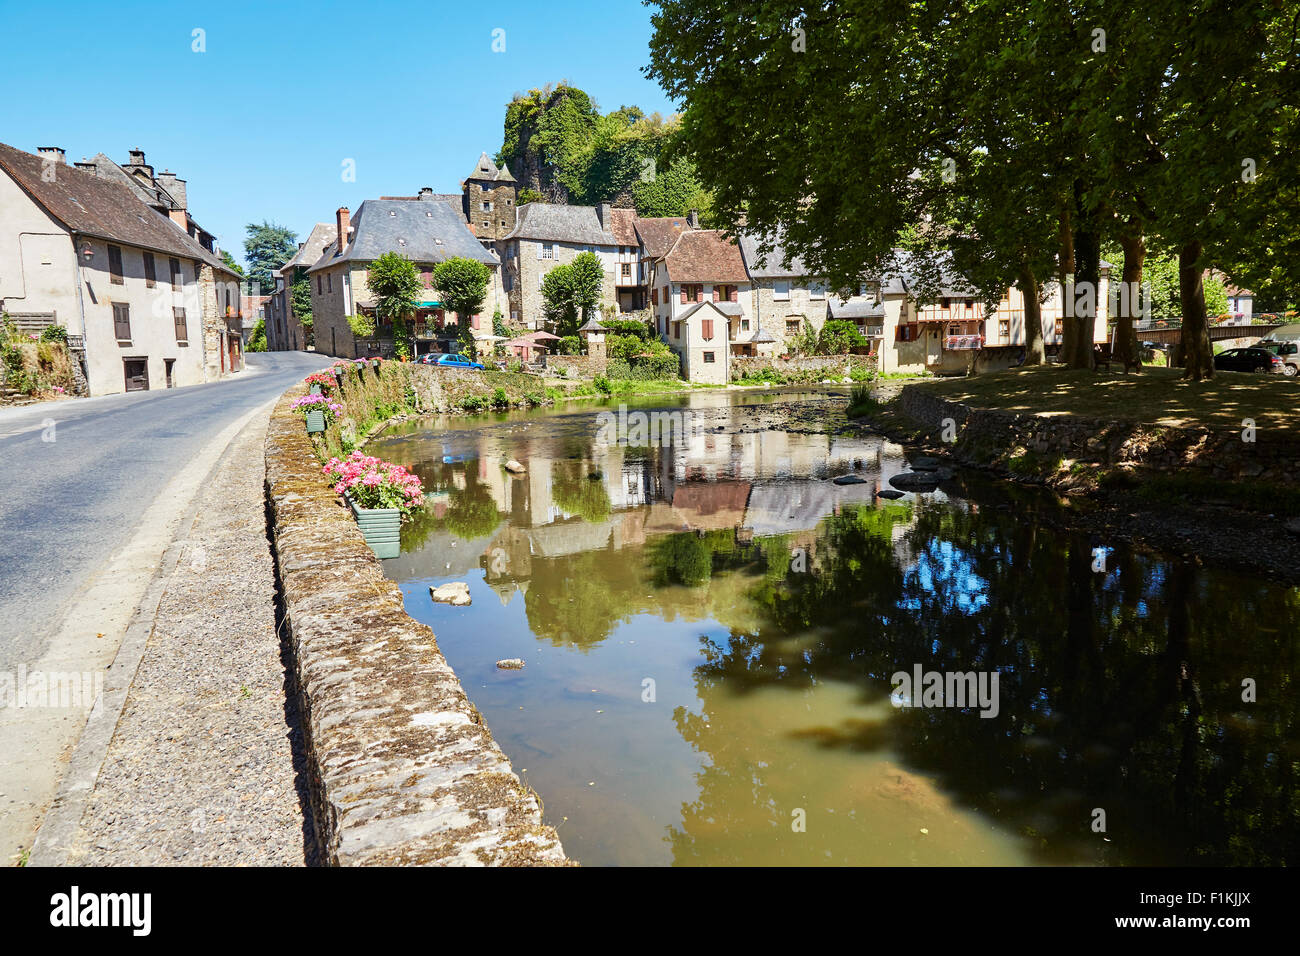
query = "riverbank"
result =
(849, 366, 1300, 584)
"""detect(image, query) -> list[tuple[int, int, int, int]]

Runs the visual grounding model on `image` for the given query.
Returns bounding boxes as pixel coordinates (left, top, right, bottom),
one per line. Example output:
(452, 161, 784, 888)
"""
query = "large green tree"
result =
(432, 257, 491, 326)
(243, 222, 296, 297)
(366, 252, 422, 359)
(541, 252, 605, 336)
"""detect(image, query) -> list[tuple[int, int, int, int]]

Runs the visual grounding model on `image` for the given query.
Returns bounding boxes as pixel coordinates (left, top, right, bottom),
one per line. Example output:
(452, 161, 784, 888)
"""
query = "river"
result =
(366, 388, 1299, 866)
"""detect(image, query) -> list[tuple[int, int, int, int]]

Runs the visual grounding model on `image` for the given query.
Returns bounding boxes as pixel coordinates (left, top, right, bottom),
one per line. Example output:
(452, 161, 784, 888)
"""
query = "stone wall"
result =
(265, 381, 569, 866)
(730, 353, 875, 382)
(543, 353, 604, 378)
(898, 384, 1300, 485)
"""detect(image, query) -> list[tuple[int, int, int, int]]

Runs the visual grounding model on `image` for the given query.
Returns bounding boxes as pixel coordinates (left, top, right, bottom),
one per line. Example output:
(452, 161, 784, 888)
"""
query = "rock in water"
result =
(832, 474, 869, 485)
(877, 489, 905, 500)
(430, 582, 471, 605)
(890, 472, 941, 492)
(496, 658, 525, 670)
(504, 459, 526, 474)
(911, 456, 941, 471)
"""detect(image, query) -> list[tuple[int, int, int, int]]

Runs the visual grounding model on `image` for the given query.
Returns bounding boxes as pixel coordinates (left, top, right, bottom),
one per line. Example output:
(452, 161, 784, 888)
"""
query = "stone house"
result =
(496, 203, 619, 329)
(737, 231, 838, 356)
(651, 229, 757, 382)
(634, 214, 691, 317)
(268, 221, 336, 351)
(0, 142, 244, 395)
(607, 207, 644, 313)
(307, 194, 504, 359)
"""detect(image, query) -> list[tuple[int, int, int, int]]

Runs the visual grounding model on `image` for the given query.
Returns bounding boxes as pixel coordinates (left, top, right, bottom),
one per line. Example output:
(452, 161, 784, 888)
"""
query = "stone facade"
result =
(464, 178, 517, 242)
(749, 279, 832, 354)
(500, 236, 617, 329)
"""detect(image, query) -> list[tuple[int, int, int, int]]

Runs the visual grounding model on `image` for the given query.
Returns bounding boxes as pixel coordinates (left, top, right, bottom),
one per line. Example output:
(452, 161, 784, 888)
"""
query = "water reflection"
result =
(372, 391, 1300, 867)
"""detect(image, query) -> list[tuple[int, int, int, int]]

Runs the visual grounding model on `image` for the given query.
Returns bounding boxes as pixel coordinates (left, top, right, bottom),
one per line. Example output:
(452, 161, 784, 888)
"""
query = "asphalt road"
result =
(0, 351, 327, 667)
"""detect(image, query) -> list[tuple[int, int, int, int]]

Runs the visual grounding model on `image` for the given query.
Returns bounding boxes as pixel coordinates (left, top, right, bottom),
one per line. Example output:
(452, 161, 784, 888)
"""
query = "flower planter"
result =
(305, 409, 326, 433)
(309, 384, 322, 395)
(346, 494, 401, 559)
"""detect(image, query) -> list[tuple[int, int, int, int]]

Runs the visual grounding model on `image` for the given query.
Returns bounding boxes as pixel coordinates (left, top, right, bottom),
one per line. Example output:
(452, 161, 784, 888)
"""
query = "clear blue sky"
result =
(0, 0, 676, 268)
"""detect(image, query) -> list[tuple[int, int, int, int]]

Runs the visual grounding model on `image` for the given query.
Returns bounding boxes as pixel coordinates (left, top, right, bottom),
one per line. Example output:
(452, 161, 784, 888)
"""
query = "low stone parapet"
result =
(265, 384, 569, 866)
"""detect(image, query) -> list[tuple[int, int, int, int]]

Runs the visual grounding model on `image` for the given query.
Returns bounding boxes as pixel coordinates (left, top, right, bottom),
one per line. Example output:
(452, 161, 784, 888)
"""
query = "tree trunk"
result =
(1071, 226, 1101, 368)
(1115, 229, 1145, 370)
(1058, 207, 1076, 365)
(1178, 240, 1214, 380)
(1018, 264, 1046, 366)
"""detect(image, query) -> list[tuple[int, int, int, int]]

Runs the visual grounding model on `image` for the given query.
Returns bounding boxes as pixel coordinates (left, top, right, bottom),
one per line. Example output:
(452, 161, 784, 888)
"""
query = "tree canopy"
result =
(432, 257, 491, 324)
(541, 251, 606, 336)
(242, 221, 296, 297)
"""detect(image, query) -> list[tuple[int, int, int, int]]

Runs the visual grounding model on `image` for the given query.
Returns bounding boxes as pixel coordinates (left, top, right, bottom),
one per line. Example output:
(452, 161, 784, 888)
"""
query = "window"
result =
(703, 352, 715, 363)
(741, 319, 750, 331)
(621, 263, 631, 277)
(174, 308, 189, 344)
(113, 302, 131, 341)
(317, 274, 322, 294)
(511, 310, 519, 321)
(999, 319, 1010, 341)
(170, 257, 182, 291)
(786, 318, 800, 336)
(482, 201, 492, 211)
(143, 252, 156, 288)
(897, 323, 919, 342)
(108, 245, 124, 284)
(327, 273, 332, 293)
(701, 318, 714, 340)
(541, 243, 555, 259)
(672, 321, 681, 339)
(810, 280, 827, 299)
(773, 280, 790, 301)
(651, 288, 658, 305)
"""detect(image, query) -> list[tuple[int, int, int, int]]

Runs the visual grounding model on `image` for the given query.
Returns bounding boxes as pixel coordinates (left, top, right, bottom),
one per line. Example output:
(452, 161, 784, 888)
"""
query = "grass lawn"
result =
(917, 365, 1300, 435)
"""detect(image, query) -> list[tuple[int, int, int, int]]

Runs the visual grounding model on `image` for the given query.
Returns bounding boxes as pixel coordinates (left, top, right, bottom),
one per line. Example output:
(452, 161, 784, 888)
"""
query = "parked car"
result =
(1255, 339, 1300, 376)
(415, 352, 439, 365)
(1213, 347, 1284, 374)
(433, 353, 485, 370)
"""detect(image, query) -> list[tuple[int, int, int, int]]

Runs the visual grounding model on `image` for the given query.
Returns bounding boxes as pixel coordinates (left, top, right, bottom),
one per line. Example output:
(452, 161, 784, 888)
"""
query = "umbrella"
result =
(473, 333, 508, 342)
(526, 330, 561, 341)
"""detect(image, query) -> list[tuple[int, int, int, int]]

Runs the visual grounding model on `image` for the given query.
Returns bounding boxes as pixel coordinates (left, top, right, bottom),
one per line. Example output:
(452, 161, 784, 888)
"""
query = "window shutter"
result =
(730, 288, 738, 302)
(701, 318, 714, 341)
(113, 302, 131, 340)
(170, 257, 182, 291)
(143, 252, 156, 288)
(108, 245, 124, 284)
(712, 287, 719, 302)
(680, 288, 687, 304)
(174, 308, 188, 342)
(695, 286, 703, 303)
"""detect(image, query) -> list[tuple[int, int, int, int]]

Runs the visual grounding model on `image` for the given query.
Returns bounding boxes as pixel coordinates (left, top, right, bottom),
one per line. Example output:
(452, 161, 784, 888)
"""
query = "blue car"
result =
(430, 353, 484, 370)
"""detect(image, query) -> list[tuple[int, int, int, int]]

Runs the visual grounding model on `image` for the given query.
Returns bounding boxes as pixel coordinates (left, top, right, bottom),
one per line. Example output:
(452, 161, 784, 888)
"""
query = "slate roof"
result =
(465, 152, 516, 184)
(279, 222, 337, 274)
(501, 203, 617, 246)
(634, 216, 690, 258)
(307, 197, 497, 272)
(738, 230, 812, 278)
(829, 296, 886, 319)
(662, 230, 749, 284)
(577, 316, 608, 333)
(607, 207, 639, 246)
(0, 142, 237, 276)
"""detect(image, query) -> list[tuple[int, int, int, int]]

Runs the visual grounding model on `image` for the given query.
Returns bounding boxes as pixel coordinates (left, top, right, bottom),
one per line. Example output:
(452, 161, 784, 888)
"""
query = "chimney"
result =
(336, 207, 350, 254)
(169, 209, 188, 229)
(128, 147, 146, 166)
(597, 202, 612, 229)
(37, 146, 67, 164)
(418, 187, 433, 201)
(686, 209, 700, 229)
(156, 170, 187, 210)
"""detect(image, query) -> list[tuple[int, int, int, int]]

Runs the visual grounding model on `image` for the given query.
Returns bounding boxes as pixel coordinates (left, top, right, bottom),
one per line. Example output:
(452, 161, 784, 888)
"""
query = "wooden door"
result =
(124, 358, 149, 392)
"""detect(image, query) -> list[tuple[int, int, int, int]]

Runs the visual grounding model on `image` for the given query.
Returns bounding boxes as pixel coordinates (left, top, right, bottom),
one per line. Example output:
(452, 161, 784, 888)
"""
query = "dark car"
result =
(1255, 340, 1300, 376)
(1213, 347, 1283, 374)
(433, 353, 485, 370)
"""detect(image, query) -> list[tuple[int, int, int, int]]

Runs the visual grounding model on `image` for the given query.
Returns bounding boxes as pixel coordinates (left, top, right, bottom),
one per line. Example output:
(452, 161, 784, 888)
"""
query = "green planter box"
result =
(347, 494, 401, 559)
(305, 409, 326, 433)
(309, 384, 322, 395)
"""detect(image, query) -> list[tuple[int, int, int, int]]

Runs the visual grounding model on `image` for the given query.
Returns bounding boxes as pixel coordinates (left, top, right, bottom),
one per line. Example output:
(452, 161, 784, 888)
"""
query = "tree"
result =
(245, 319, 267, 352)
(243, 222, 296, 298)
(541, 252, 605, 336)
(290, 270, 313, 346)
(220, 250, 245, 278)
(432, 257, 491, 325)
(366, 252, 422, 359)
(817, 319, 869, 355)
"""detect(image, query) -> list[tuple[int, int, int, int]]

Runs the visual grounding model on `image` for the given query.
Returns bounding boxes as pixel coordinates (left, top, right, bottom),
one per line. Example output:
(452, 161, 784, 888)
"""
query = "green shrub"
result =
(460, 395, 487, 412)
(39, 325, 68, 344)
(558, 335, 582, 355)
(602, 318, 653, 339)
(491, 387, 509, 408)
(593, 374, 613, 394)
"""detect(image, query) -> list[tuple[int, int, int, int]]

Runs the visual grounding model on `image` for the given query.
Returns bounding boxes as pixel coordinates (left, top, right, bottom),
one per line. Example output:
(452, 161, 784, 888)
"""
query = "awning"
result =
(416, 299, 442, 308)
